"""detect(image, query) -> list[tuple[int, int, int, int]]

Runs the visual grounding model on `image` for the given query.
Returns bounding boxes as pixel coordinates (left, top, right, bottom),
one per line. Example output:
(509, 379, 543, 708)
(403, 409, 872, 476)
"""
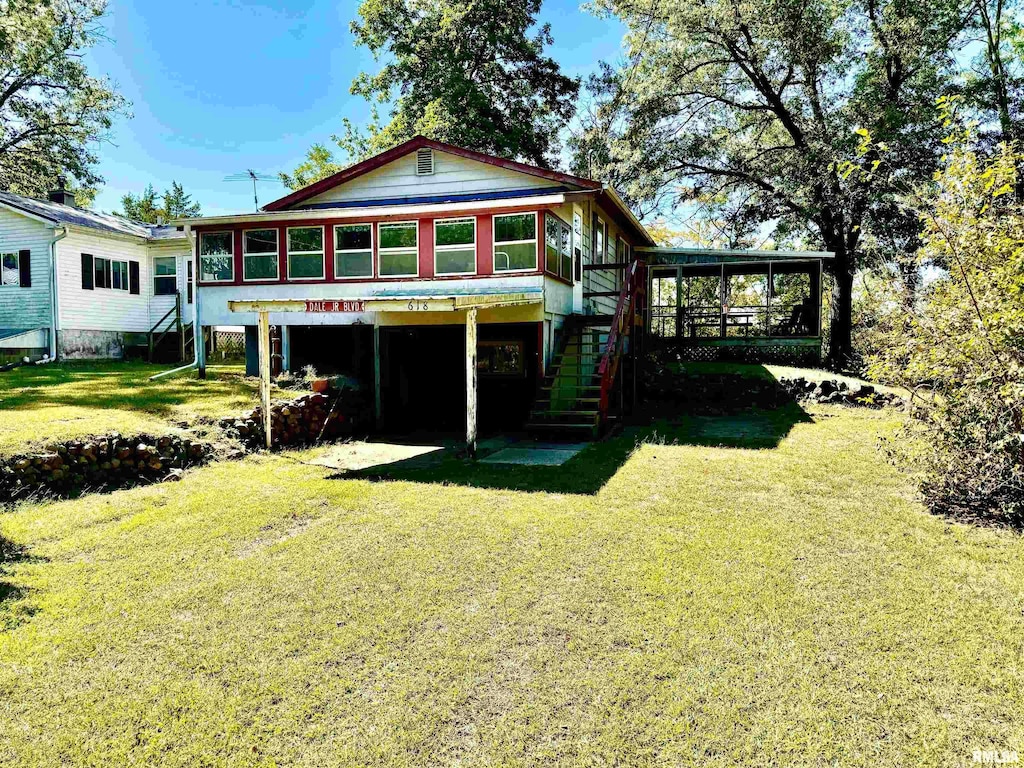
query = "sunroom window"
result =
(243, 229, 279, 280)
(544, 213, 572, 281)
(334, 223, 373, 279)
(378, 222, 418, 277)
(199, 232, 233, 282)
(493, 213, 536, 272)
(287, 226, 324, 279)
(434, 217, 475, 275)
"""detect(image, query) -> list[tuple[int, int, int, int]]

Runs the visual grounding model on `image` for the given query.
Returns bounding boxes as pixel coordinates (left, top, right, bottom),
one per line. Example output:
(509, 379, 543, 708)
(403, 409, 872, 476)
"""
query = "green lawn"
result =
(0, 362, 300, 457)
(1, 404, 1021, 766)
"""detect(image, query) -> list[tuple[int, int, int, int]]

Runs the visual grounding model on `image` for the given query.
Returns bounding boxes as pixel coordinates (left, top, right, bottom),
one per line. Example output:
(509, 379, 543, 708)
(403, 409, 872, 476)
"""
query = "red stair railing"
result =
(597, 260, 644, 425)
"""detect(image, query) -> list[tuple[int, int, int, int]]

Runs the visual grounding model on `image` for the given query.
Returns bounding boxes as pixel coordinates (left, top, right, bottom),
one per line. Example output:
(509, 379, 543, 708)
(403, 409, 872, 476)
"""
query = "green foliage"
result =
(281, 0, 579, 189)
(0, 0, 128, 197)
(118, 182, 200, 223)
(869, 132, 1024, 525)
(572, 0, 975, 367)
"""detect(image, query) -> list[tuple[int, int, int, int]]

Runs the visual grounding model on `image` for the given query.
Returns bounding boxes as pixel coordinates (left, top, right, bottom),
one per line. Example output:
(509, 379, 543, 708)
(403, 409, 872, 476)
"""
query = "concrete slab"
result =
(308, 441, 444, 471)
(480, 444, 587, 466)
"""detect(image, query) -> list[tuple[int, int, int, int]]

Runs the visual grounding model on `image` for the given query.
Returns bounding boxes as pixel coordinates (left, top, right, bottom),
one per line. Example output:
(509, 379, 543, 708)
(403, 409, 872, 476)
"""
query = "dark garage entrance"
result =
(378, 322, 539, 434)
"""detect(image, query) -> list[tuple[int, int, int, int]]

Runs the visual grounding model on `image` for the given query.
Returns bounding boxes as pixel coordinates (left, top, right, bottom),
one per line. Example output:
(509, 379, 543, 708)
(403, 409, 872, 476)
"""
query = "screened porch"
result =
(640, 249, 832, 363)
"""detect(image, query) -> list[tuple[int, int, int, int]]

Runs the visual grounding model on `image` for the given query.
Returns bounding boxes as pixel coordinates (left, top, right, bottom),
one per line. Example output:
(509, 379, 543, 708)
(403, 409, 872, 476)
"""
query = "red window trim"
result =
(195, 206, 547, 287)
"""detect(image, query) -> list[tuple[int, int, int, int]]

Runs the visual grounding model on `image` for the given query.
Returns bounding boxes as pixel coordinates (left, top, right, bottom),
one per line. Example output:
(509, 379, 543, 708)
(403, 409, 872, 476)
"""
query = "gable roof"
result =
(0, 191, 185, 241)
(263, 136, 603, 213)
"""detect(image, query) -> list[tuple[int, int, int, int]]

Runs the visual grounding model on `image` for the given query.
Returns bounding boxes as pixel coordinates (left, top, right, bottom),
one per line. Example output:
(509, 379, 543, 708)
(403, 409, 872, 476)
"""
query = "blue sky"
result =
(85, 0, 627, 216)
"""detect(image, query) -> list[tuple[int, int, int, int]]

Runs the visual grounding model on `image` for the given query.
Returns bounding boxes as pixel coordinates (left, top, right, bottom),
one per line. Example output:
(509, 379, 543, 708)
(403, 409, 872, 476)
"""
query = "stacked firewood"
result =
(219, 391, 354, 449)
(0, 433, 213, 501)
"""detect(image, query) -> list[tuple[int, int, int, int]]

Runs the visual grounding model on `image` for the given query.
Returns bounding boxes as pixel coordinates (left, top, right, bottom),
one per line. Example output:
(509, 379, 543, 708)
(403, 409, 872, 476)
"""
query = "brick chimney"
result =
(47, 178, 76, 207)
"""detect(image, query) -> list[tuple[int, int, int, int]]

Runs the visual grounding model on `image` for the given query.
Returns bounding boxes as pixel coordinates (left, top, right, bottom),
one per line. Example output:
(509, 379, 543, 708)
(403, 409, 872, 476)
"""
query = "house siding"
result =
(0, 207, 54, 332)
(299, 151, 564, 208)
(148, 241, 194, 329)
(57, 230, 151, 333)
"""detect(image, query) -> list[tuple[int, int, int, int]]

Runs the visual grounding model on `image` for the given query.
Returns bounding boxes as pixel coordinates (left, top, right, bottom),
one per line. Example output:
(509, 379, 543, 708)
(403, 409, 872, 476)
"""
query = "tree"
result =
(573, 0, 971, 369)
(0, 0, 127, 197)
(281, 0, 579, 189)
(968, 0, 1024, 146)
(118, 181, 200, 223)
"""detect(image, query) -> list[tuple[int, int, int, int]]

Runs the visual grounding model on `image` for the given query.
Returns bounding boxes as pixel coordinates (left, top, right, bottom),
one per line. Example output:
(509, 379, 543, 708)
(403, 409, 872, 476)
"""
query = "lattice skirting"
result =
(666, 343, 822, 366)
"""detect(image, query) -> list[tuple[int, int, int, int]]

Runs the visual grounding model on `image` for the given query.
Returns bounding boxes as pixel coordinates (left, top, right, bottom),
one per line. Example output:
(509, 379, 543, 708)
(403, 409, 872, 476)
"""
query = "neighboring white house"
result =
(0, 187, 193, 362)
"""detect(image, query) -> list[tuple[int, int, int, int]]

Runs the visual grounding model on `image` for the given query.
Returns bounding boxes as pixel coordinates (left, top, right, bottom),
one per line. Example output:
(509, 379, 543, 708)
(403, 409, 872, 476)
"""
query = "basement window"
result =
(415, 147, 434, 176)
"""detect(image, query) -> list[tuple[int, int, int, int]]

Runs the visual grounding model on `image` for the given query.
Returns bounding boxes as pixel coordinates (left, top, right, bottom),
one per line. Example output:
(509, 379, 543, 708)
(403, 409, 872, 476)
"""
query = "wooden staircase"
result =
(148, 292, 195, 363)
(527, 260, 645, 440)
(527, 316, 611, 439)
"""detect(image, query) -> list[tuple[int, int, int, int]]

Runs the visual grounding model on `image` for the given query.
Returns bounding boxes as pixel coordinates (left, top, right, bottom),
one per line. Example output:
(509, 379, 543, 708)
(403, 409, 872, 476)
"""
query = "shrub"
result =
(869, 135, 1024, 525)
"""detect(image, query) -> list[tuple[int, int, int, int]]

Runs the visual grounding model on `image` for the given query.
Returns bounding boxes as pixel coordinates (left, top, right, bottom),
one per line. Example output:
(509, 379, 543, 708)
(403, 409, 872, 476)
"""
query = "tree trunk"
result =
(826, 260, 855, 372)
(823, 234, 856, 372)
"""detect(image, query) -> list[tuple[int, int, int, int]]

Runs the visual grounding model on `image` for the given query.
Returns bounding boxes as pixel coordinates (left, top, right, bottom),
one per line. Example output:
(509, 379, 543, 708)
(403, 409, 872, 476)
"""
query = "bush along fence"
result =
(1, 386, 370, 503)
(0, 434, 214, 501)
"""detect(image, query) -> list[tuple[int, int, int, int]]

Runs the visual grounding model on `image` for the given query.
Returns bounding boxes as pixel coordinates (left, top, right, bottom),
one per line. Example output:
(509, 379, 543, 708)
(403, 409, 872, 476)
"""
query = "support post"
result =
(373, 324, 382, 427)
(465, 308, 478, 459)
(197, 325, 207, 379)
(280, 325, 291, 372)
(257, 311, 272, 449)
(176, 292, 185, 362)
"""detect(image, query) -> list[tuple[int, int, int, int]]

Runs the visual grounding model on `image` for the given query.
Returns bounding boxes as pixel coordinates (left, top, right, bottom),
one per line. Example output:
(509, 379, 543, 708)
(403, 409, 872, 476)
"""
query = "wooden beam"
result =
(373, 324, 382, 427)
(257, 310, 272, 449)
(465, 308, 478, 459)
(226, 292, 542, 315)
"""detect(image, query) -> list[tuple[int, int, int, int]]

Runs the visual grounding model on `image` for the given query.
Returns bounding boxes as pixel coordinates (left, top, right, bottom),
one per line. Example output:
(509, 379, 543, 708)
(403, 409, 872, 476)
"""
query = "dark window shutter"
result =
(129, 261, 140, 295)
(18, 249, 30, 287)
(81, 254, 94, 290)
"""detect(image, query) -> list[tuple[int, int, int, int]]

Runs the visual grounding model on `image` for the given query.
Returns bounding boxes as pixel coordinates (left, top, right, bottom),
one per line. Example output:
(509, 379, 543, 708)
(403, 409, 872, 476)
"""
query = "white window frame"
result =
(110, 259, 129, 292)
(153, 255, 178, 296)
(433, 216, 477, 276)
(377, 221, 419, 278)
(595, 216, 607, 265)
(491, 211, 538, 273)
(199, 231, 235, 283)
(286, 225, 325, 281)
(333, 223, 375, 280)
(1, 252, 20, 287)
(242, 227, 280, 282)
(93, 256, 128, 291)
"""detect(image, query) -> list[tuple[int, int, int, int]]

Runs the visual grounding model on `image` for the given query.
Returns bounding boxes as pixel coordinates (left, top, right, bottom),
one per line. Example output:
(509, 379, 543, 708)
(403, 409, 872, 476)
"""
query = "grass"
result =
(0, 362, 302, 456)
(1, 403, 1022, 766)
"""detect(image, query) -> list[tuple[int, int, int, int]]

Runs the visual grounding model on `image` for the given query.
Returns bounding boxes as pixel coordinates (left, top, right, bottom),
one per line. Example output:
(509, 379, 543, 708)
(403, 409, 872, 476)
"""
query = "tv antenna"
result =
(224, 169, 280, 210)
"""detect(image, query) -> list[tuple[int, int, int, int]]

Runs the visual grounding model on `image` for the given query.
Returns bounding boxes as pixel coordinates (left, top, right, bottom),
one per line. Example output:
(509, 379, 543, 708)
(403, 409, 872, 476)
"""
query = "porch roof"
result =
(638, 247, 834, 267)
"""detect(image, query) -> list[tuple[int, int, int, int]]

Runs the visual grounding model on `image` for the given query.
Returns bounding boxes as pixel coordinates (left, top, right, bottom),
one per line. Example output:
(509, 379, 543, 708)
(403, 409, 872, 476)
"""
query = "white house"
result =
(0, 187, 193, 362)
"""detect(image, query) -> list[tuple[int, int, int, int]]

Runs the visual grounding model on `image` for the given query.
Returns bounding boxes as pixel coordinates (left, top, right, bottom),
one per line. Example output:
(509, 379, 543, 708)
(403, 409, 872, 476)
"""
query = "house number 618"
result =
(407, 300, 429, 311)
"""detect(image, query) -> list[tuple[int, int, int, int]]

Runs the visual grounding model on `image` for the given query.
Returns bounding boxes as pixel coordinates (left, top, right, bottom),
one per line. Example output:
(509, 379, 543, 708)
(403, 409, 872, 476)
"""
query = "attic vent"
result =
(415, 147, 434, 176)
